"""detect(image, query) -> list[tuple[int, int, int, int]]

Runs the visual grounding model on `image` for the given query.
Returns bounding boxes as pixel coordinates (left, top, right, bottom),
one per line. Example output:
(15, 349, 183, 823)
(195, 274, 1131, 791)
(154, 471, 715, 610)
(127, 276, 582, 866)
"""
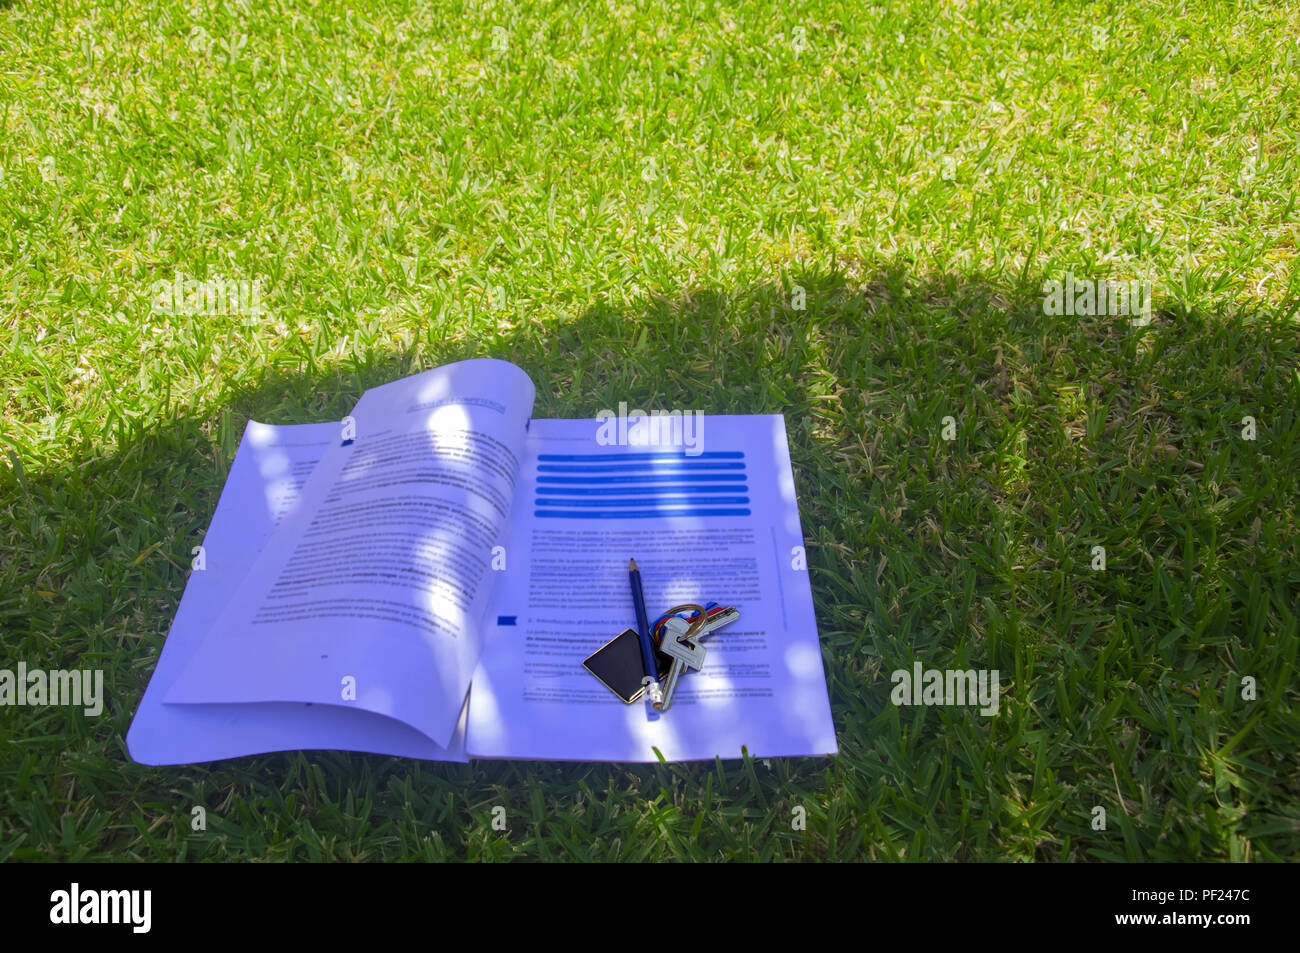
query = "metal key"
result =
(655, 617, 705, 711)
(654, 608, 741, 710)
(693, 606, 740, 638)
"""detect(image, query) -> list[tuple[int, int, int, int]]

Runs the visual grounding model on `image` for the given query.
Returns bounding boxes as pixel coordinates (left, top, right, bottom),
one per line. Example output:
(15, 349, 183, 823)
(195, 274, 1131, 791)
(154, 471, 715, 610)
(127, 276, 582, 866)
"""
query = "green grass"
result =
(2, 0, 1298, 861)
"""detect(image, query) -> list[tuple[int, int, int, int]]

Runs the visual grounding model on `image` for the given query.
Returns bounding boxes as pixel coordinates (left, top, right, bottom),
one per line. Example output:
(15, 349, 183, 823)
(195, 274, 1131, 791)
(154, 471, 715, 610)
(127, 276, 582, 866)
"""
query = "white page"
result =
(165, 358, 535, 748)
(127, 420, 467, 764)
(466, 415, 837, 761)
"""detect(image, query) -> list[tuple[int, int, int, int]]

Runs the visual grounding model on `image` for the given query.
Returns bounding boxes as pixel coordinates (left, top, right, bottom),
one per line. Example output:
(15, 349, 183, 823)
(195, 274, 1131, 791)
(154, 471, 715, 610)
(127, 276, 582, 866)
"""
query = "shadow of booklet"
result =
(126, 358, 836, 764)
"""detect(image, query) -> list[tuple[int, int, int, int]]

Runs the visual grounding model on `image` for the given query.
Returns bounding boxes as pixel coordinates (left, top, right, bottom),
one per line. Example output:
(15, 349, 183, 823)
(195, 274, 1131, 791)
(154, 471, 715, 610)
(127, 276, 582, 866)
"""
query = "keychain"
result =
(582, 601, 740, 708)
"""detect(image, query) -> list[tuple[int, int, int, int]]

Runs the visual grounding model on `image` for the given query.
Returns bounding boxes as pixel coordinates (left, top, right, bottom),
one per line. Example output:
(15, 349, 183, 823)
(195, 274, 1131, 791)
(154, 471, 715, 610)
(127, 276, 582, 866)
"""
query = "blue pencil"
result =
(629, 558, 656, 680)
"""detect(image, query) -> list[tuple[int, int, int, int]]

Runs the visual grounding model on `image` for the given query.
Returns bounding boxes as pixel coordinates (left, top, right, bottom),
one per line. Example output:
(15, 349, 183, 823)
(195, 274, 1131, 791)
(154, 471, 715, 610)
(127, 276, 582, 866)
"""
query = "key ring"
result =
(651, 604, 705, 647)
(651, 602, 730, 647)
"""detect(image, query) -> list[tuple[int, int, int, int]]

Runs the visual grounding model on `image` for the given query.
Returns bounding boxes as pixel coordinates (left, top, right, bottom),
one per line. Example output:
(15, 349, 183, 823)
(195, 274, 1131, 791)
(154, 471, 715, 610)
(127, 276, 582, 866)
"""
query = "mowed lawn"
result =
(1, 0, 1298, 860)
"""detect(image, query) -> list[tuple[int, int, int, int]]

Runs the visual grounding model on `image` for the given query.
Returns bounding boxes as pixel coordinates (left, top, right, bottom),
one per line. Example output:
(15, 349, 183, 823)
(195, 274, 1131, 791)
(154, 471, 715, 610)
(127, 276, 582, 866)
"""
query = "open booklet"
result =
(127, 358, 837, 764)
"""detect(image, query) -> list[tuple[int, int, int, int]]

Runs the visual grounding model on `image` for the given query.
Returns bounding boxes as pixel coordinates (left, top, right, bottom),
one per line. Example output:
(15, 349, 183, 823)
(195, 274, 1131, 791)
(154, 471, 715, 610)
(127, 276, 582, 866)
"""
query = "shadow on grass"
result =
(2, 265, 1297, 860)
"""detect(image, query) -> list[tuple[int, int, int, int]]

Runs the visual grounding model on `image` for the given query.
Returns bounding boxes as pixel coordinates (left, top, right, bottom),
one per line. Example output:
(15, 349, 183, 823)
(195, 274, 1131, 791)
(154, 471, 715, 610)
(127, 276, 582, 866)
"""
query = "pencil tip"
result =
(629, 558, 638, 571)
